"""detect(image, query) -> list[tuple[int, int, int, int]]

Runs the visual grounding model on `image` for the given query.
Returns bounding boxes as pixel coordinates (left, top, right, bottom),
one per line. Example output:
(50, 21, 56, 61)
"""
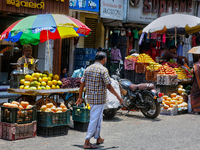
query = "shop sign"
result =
(69, 0, 99, 12)
(100, 0, 123, 20)
(6, 0, 45, 9)
(127, 0, 194, 24)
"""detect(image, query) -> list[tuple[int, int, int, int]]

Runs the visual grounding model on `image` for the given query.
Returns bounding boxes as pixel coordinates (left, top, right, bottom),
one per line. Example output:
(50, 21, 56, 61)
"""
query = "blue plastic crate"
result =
(37, 110, 70, 127)
(72, 107, 90, 123)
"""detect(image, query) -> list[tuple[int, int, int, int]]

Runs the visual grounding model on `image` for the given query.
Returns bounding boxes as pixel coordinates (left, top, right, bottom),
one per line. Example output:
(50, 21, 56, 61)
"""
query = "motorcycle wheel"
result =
(141, 95, 161, 119)
(103, 109, 117, 119)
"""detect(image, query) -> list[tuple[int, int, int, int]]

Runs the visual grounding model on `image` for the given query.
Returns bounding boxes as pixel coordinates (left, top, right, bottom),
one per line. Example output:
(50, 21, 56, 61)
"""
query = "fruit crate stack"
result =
(0, 101, 37, 141)
(72, 106, 90, 132)
(37, 103, 70, 137)
(74, 48, 97, 70)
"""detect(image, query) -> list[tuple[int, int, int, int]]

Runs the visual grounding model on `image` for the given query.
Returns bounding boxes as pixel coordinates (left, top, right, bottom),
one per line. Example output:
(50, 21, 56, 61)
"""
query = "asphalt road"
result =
(0, 110, 200, 150)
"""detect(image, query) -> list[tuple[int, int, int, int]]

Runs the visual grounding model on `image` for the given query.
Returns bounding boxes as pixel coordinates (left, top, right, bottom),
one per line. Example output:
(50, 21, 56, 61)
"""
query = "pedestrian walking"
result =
(76, 51, 123, 149)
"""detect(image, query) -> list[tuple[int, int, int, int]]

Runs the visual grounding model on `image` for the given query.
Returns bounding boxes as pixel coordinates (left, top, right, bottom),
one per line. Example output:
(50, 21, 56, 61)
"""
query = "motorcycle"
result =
(112, 68, 163, 119)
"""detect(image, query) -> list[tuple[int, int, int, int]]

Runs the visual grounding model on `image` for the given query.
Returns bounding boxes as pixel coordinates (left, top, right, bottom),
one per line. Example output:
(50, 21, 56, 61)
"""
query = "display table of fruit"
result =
(7, 71, 81, 96)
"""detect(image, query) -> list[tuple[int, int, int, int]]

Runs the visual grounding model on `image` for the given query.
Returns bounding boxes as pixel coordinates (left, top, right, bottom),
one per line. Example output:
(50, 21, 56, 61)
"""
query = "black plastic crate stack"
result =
(72, 107, 90, 132)
(124, 70, 135, 83)
(0, 105, 37, 140)
(134, 73, 146, 84)
(74, 48, 97, 70)
(37, 110, 70, 137)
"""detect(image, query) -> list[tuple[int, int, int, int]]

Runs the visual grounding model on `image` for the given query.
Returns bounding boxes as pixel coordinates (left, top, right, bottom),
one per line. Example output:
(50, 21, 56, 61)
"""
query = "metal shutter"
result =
(84, 18, 97, 48)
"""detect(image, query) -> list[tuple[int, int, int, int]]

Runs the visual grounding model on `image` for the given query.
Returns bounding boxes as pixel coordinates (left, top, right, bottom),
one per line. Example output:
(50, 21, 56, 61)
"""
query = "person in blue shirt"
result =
(60, 66, 69, 79)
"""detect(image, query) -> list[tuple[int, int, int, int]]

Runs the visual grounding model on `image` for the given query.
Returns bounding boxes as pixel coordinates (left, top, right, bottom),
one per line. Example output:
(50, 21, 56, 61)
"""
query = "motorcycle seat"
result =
(129, 83, 155, 92)
(129, 84, 138, 92)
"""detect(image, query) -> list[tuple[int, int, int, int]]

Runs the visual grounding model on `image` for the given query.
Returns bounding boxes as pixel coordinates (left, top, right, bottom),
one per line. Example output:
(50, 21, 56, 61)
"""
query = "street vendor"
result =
(17, 44, 38, 72)
(160, 45, 188, 65)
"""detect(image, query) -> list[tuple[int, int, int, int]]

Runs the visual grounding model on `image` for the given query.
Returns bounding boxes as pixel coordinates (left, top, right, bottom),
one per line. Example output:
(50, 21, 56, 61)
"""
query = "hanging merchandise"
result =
(162, 33, 166, 47)
(156, 33, 161, 49)
(182, 34, 193, 67)
(177, 43, 183, 56)
(150, 33, 157, 46)
(192, 34, 197, 47)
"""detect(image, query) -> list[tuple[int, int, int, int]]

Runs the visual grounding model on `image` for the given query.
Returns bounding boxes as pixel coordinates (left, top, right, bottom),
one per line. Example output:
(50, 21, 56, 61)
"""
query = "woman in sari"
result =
(190, 58, 200, 113)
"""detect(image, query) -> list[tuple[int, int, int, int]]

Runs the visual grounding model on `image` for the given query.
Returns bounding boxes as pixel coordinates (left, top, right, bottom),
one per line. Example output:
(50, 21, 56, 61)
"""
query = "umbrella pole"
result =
(47, 30, 51, 73)
(175, 27, 177, 46)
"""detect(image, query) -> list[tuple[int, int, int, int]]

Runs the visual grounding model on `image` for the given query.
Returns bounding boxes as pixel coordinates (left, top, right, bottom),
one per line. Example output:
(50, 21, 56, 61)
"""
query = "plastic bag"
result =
(72, 67, 85, 78)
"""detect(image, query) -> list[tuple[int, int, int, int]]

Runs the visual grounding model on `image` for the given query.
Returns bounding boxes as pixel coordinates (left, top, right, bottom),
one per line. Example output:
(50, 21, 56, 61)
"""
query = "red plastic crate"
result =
(135, 62, 148, 73)
(0, 121, 37, 141)
(145, 70, 153, 81)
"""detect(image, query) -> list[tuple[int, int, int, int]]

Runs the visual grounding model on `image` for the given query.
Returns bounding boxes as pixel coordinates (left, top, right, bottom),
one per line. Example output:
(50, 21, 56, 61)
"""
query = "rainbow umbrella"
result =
(0, 14, 91, 45)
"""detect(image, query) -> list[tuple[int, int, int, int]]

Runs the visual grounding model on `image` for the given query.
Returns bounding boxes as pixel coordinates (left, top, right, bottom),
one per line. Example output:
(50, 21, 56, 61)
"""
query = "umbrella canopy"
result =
(142, 14, 200, 34)
(188, 46, 200, 54)
(0, 14, 91, 45)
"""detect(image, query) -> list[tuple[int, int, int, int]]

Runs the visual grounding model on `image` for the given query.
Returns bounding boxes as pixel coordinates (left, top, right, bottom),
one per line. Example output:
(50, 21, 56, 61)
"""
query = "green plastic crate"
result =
(72, 106, 90, 123)
(1, 106, 37, 124)
(37, 109, 70, 127)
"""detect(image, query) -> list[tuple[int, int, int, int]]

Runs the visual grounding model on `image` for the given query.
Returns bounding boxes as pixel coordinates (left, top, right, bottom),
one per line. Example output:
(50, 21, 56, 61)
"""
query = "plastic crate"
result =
(135, 62, 148, 73)
(134, 73, 146, 84)
(37, 125, 68, 137)
(1, 106, 37, 124)
(145, 70, 153, 81)
(37, 109, 70, 127)
(156, 85, 178, 96)
(73, 121, 89, 132)
(124, 70, 135, 83)
(72, 107, 90, 123)
(0, 121, 36, 141)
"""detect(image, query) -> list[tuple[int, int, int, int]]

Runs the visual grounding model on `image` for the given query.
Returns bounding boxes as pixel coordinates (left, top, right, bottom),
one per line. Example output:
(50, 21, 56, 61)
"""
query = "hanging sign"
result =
(100, 0, 123, 20)
(69, 0, 99, 12)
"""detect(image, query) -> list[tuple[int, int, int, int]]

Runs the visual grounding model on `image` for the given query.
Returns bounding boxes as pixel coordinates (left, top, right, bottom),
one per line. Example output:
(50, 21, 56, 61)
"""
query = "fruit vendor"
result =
(160, 45, 188, 65)
(17, 44, 38, 72)
(76, 51, 123, 149)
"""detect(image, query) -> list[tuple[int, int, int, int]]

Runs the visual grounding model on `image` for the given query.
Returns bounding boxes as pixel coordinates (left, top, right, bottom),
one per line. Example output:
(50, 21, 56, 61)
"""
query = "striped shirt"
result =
(81, 62, 111, 105)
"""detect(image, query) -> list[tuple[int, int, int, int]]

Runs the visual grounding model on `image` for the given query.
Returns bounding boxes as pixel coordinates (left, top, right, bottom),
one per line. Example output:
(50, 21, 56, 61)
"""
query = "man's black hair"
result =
(169, 45, 176, 50)
(95, 51, 107, 61)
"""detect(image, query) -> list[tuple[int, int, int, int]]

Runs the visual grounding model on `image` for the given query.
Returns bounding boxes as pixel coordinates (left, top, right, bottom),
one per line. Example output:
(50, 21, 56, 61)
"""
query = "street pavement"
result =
(0, 110, 200, 150)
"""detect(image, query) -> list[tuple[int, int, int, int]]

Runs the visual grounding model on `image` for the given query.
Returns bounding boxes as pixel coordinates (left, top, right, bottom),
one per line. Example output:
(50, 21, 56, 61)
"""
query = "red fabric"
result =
(151, 48, 159, 61)
(40, 29, 61, 43)
(156, 41, 161, 49)
(143, 49, 152, 57)
(192, 35, 197, 47)
(128, 43, 133, 54)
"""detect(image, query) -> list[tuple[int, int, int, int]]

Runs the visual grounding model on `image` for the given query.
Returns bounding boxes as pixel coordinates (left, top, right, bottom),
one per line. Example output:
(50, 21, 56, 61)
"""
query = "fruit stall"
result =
(124, 53, 192, 115)
(0, 71, 91, 140)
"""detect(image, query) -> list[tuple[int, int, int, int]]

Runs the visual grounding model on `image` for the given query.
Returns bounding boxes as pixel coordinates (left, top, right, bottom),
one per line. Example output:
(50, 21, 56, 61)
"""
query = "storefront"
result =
(125, 0, 197, 56)
(0, 0, 69, 85)
(69, 0, 104, 73)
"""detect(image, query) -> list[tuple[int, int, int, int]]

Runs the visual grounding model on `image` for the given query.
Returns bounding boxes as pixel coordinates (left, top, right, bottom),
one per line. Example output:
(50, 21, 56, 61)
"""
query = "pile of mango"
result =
(174, 67, 192, 80)
(20, 71, 62, 90)
(137, 54, 155, 63)
(146, 62, 162, 71)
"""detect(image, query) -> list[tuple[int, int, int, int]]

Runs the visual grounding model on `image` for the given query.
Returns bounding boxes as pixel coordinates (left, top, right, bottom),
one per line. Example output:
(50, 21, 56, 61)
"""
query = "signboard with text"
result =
(69, 0, 99, 12)
(128, 0, 195, 24)
(100, 0, 123, 20)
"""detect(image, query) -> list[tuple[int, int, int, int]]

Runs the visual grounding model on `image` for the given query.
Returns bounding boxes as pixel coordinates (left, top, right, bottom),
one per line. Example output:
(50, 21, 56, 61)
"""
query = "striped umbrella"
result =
(0, 14, 91, 45)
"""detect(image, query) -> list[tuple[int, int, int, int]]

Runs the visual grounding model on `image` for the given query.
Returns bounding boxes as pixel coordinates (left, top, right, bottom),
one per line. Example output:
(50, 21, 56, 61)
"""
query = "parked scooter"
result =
(112, 68, 163, 119)
(103, 78, 121, 119)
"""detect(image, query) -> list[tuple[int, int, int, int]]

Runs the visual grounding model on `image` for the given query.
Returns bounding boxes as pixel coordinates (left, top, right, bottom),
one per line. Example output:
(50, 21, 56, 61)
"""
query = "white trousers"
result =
(86, 104, 104, 140)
